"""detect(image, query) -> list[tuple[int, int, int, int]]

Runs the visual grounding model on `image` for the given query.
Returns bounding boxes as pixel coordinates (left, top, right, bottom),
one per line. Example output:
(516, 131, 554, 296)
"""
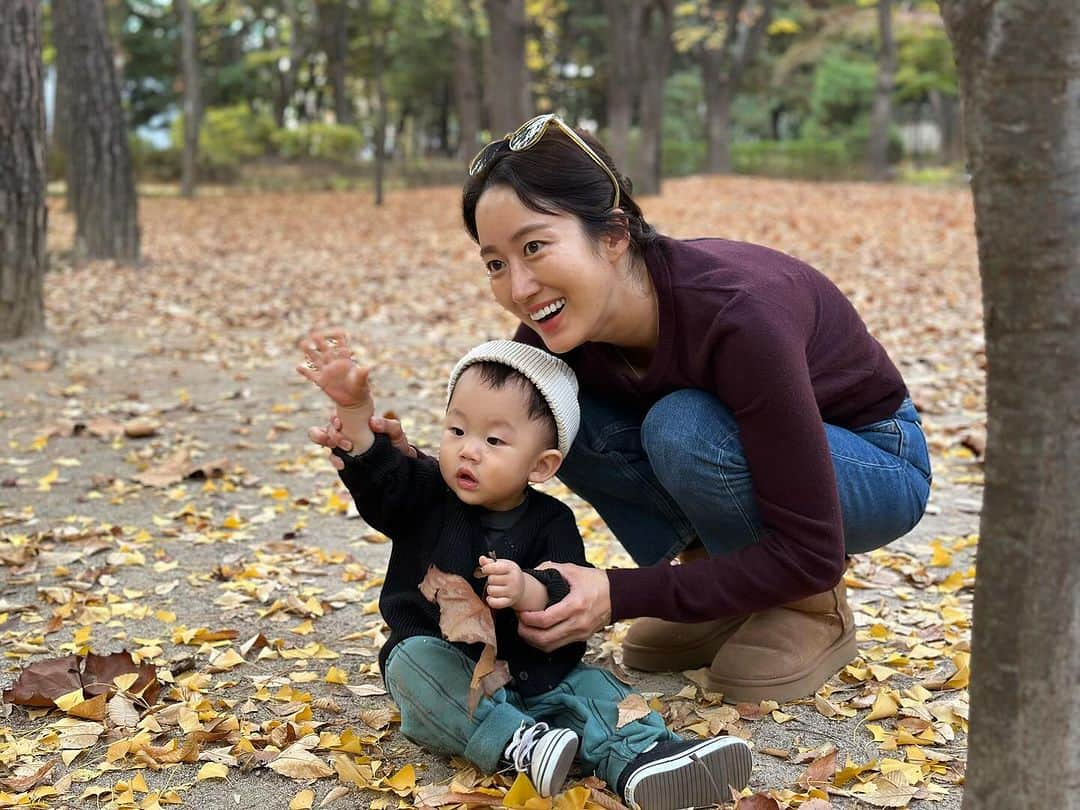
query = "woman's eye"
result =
(485, 260, 505, 276)
(524, 241, 542, 255)
(486, 437, 504, 446)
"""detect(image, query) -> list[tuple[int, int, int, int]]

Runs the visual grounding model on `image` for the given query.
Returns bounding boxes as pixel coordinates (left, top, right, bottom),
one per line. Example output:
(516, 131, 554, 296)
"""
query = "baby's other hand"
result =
(297, 331, 373, 410)
(479, 555, 525, 610)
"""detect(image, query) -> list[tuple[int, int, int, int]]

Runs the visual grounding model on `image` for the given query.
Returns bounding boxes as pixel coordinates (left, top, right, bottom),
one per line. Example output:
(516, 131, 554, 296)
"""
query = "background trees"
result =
(34, 0, 960, 197)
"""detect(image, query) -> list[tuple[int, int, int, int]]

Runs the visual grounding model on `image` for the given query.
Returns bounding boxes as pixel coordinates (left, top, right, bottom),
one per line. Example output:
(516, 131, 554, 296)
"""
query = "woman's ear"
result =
(602, 210, 631, 260)
(528, 449, 564, 484)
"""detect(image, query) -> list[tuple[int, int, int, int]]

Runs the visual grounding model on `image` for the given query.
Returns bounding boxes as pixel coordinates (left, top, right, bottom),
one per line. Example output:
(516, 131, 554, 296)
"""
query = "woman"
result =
(317, 114, 932, 703)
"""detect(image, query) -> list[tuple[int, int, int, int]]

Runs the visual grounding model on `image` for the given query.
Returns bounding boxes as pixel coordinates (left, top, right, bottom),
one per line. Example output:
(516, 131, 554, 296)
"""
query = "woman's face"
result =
(475, 185, 624, 354)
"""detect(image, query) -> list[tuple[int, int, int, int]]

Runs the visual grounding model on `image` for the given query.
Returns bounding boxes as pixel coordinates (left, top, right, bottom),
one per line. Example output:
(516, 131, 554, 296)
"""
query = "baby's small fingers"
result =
(486, 595, 512, 610)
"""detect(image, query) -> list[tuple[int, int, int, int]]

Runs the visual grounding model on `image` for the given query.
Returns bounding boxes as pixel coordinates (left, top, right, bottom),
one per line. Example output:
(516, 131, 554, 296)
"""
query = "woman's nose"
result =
(509, 263, 541, 303)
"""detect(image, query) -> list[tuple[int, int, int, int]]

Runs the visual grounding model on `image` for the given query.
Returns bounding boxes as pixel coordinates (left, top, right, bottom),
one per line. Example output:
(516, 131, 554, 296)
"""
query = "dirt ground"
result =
(0, 178, 984, 809)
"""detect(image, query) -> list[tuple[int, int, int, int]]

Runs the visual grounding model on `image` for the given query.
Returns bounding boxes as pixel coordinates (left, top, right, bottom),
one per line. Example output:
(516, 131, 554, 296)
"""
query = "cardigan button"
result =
(518, 671, 529, 681)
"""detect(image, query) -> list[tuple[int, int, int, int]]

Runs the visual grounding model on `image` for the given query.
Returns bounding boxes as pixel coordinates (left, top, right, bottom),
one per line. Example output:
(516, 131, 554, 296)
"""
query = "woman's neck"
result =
(604, 253, 659, 356)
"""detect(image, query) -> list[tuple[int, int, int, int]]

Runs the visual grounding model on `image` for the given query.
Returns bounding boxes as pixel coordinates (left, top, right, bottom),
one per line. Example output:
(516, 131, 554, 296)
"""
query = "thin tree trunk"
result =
(939, 2, 1079, 808)
(0, 0, 48, 340)
(868, 0, 895, 180)
(483, 0, 528, 134)
(178, 0, 199, 198)
(604, 0, 647, 173)
(452, 4, 481, 160)
(636, 0, 673, 196)
(322, 0, 353, 125)
(372, 23, 387, 206)
(52, 0, 140, 263)
(701, 0, 773, 174)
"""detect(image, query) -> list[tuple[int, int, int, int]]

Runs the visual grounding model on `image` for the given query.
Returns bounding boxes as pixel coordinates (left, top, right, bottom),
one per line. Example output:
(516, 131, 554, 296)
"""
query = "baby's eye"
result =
(524, 241, 542, 255)
(486, 436, 504, 446)
(485, 259, 505, 277)
(448, 426, 464, 437)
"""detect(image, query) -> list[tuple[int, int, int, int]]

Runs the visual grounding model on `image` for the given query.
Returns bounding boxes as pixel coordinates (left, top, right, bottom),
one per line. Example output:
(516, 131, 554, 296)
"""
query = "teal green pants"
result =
(384, 636, 678, 788)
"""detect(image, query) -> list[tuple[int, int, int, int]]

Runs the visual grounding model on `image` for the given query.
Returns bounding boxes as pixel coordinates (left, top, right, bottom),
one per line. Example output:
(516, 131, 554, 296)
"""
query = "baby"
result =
(299, 333, 752, 808)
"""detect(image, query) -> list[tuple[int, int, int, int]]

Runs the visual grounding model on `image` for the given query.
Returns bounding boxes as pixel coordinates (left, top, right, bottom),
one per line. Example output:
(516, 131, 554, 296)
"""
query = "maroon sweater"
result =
(514, 236, 907, 622)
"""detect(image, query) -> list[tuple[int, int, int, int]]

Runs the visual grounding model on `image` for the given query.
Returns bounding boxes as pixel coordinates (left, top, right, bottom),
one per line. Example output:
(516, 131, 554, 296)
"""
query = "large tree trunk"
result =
(867, 0, 895, 180)
(0, 0, 48, 340)
(636, 0, 673, 196)
(701, 0, 774, 174)
(52, 0, 139, 263)
(940, 3, 1079, 808)
(483, 0, 529, 135)
(452, 3, 481, 160)
(604, 0, 647, 174)
(178, 0, 200, 198)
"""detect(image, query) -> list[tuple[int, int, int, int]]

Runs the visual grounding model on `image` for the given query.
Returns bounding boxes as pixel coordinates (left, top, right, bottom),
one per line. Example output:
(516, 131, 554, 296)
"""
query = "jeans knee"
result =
(641, 390, 743, 488)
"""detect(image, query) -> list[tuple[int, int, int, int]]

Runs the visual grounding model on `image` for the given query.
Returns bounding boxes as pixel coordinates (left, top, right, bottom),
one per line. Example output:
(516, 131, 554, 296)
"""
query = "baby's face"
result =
(439, 367, 557, 511)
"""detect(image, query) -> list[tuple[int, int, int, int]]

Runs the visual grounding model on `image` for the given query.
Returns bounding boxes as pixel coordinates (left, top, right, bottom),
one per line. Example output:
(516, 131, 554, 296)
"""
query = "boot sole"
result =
(622, 617, 747, 672)
(707, 631, 858, 704)
(623, 736, 753, 810)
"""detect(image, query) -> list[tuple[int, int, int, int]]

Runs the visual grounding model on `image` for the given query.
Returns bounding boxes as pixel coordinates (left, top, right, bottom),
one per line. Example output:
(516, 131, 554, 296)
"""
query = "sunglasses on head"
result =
(468, 113, 621, 211)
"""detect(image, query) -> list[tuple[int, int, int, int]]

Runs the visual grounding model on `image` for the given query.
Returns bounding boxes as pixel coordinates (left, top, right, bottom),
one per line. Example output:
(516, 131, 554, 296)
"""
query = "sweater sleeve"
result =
(523, 500, 591, 606)
(607, 296, 847, 622)
(332, 433, 445, 541)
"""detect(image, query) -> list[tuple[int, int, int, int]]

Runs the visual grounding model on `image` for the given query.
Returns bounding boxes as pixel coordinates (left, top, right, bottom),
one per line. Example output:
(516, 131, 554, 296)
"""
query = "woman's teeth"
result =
(531, 299, 566, 322)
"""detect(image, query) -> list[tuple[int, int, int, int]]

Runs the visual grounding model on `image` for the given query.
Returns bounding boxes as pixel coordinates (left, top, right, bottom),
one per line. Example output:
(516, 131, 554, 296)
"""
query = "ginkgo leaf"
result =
(196, 762, 229, 781)
(269, 745, 334, 779)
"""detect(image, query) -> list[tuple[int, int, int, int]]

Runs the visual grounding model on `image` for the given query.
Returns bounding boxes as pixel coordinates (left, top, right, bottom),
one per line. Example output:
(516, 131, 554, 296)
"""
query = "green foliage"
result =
(171, 104, 276, 174)
(731, 139, 855, 180)
(272, 123, 365, 162)
(807, 50, 877, 135)
(895, 25, 957, 100)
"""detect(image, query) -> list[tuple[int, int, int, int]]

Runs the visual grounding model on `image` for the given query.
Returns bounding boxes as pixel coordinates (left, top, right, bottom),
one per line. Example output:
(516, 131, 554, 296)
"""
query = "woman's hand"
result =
(308, 412, 417, 470)
(515, 563, 611, 651)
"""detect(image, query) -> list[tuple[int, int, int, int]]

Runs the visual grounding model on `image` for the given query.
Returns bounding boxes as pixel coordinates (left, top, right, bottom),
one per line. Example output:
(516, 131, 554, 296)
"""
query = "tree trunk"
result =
(604, 0, 647, 173)
(0, 0, 48, 340)
(280, 0, 304, 125)
(178, 0, 199, 198)
(52, 0, 139, 263)
(867, 0, 895, 180)
(702, 51, 733, 173)
(322, 0, 354, 125)
(939, 3, 1079, 808)
(372, 23, 387, 206)
(636, 0, 673, 196)
(483, 0, 529, 135)
(701, 0, 774, 175)
(452, 4, 481, 160)
(929, 89, 964, 165)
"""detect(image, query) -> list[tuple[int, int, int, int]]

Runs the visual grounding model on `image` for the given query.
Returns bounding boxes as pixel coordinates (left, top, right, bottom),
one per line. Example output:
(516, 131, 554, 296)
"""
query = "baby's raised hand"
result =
(297, 331, 372, 411)
(479, 555, 525, 610)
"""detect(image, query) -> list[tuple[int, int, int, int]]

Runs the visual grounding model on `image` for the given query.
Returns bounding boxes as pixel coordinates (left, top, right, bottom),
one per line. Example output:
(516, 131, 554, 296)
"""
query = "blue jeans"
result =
(384, 636, 678, 787)
(557, 391, 932, 566)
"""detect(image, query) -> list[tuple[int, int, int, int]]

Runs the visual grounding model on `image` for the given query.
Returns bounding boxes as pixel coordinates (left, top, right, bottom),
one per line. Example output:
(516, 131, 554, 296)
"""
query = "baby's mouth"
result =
(456, 468, 479, 490)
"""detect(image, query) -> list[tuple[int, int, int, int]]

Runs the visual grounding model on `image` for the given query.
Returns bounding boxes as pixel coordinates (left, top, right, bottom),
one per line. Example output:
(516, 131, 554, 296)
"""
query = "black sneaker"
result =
(503, 721, 579, 797)
(616, 736, 753, 810)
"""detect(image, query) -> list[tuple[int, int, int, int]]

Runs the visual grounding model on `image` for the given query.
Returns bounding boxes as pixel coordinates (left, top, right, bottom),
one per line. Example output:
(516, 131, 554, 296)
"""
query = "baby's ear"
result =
(528, 449, 563, 484)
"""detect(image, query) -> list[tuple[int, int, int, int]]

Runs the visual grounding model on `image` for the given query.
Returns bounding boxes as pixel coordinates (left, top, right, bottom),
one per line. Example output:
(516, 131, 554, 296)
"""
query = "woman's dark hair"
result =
(461, 125, 658, 261)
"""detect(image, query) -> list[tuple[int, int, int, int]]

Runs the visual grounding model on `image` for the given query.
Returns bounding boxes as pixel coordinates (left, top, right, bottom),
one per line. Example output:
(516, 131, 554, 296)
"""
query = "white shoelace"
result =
(503, 721, 550, 771)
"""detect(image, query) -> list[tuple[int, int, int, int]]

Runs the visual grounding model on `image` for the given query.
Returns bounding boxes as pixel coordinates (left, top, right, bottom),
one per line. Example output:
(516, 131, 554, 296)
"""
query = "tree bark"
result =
(321, 0, 354, 125)
(52, 0, 139, 263)
(700, 0, 773, 174)
(939, 3, 1079, 808)
(604, 0, 648, 174)
(0, 0, 48, 340)
(636, 0, 673, 196)
(483, 0, 529, 135)
(371, 18, 387, 206)
(178, 0, 200, 198)
(867, 0, 896, 180)
(452, 2, 481, 160)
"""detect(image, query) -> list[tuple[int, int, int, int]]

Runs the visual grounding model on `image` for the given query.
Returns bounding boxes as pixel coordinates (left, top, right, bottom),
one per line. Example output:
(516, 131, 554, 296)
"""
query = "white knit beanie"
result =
(447, 340, 580, 456)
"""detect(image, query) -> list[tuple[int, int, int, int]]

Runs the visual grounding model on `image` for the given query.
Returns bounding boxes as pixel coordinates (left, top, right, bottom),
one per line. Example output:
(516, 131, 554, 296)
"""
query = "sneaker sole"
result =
(533, 729, 578, 797)
(624, 736, 753, 810)
(707, 631, 858, 704)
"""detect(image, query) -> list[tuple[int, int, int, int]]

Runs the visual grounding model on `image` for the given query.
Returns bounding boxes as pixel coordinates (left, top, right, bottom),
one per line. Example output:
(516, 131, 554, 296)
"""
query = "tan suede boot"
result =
(705, 581, 857, 703)
(621, 544, 749, 672)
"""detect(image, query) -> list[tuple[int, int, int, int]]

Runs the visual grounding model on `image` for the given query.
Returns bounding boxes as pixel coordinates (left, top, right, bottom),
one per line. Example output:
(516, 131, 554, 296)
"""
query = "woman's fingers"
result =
(370, 415, 417, 459)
